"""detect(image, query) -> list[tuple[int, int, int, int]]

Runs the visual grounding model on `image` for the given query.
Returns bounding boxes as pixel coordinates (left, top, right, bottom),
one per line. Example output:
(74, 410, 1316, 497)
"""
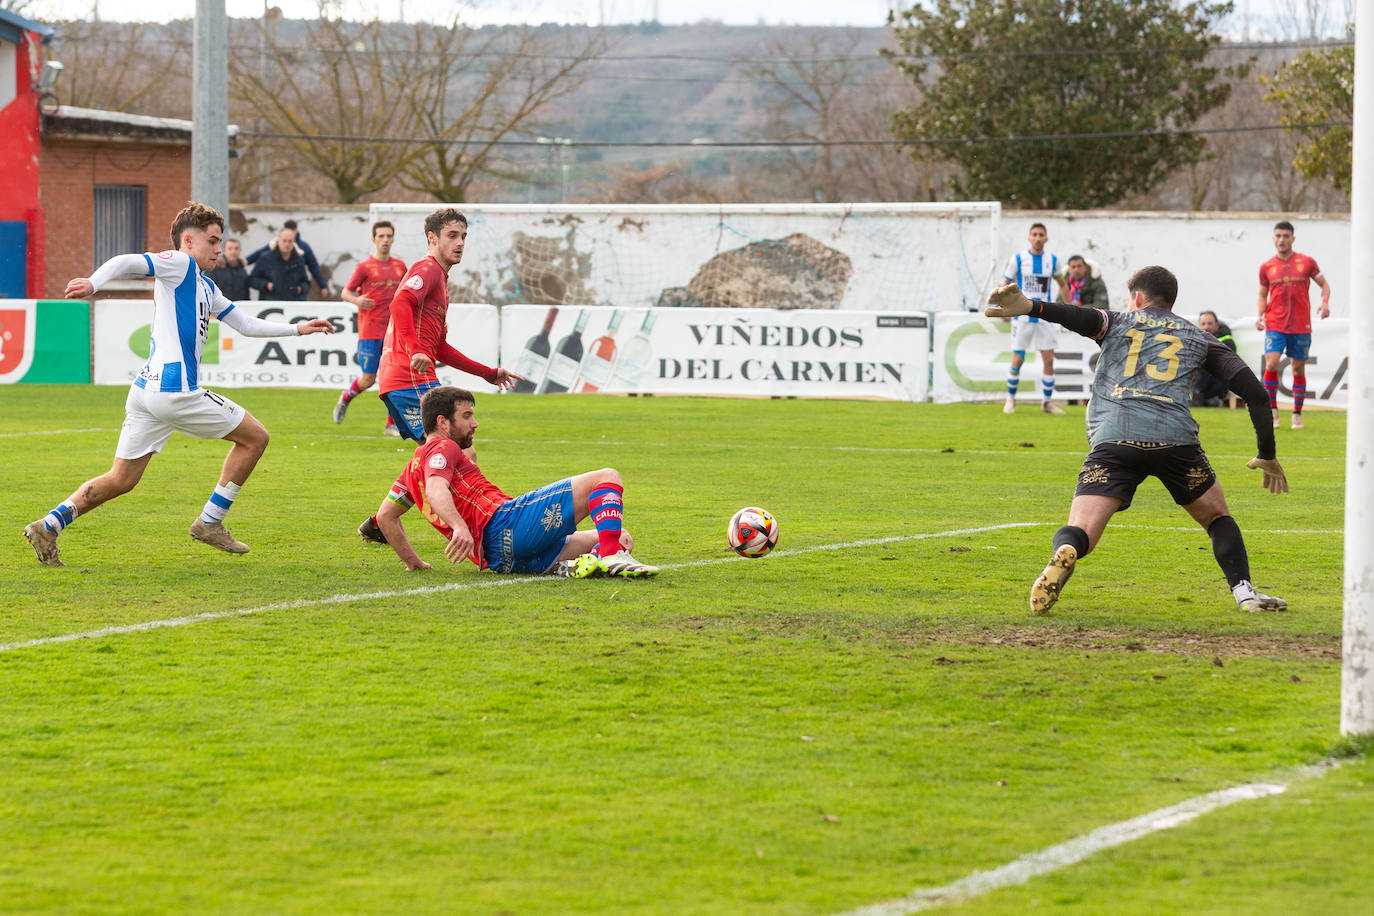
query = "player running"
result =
(1256, 220, 1331, 429)
(371, 386, 659, 578)
(986, 265, 1288, 615)
(23, 202, 335, 566)
(357, 207, 520, 544)
(334, 220, 407, 435)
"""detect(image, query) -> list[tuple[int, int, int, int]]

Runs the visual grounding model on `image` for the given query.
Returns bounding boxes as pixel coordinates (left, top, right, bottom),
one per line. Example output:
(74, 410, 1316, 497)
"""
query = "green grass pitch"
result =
(1, 385, 1367, 914)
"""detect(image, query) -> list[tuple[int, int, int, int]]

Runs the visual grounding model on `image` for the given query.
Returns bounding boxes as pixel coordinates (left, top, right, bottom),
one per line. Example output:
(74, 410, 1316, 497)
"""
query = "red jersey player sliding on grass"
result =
(372, 385, 659, 578)
(357, 206, 520, 544)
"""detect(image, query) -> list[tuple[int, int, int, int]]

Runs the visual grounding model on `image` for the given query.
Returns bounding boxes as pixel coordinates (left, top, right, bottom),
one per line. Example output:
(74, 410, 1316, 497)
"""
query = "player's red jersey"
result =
(346, 256, 407, 340)
(392, 436, 511, 568)
(1259, 253, 1322, 334)
(378, 256, 450, 395)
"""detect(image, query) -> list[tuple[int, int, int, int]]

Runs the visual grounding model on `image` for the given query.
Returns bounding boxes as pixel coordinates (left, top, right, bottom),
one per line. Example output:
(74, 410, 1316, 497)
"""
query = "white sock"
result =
(200, 482, 242, 525)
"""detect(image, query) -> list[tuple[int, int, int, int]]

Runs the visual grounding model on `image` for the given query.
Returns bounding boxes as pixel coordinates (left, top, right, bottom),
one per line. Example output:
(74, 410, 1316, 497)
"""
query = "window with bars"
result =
(93, 185, 146, 268)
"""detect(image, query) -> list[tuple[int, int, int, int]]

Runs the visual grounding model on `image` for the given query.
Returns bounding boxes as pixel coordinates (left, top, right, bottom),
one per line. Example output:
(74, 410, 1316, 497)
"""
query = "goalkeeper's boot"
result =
(332, 397, 348, 424)
(1233, 580, 1287, 613)
(190, 519, 249, 554)
(1030, 544, 1077, 614)
(358, 516, 388, 545)
(23, 520, 63, 567)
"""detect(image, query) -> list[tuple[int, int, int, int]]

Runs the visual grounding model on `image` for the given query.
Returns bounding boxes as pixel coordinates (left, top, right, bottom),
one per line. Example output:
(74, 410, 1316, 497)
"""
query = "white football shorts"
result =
(116, 385, 246, 459)
(1010, 315, 1060, 353)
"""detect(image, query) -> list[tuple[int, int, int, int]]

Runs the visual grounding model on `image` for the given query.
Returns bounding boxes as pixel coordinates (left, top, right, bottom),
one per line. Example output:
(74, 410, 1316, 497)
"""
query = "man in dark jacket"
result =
(246, 219, 327, 293)
(206, 238, 250, 300)
(1193, 310, 1238, 406)
(247, 228, 311, 301)
(1062, 255, 1109, 307)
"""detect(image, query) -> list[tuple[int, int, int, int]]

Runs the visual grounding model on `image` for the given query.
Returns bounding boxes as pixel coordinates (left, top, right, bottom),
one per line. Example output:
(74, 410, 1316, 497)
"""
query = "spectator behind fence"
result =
(205, 237, 250, 301)
(246, 219, 328, 293)
(247, 227, 311, 301)
(1062, 255, 1108, 308)
(1193, 310, 1238, 407)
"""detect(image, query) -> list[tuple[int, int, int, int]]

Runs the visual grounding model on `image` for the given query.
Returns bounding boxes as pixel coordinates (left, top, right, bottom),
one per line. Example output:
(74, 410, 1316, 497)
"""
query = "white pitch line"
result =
(0, 522, 1038, 654)
(0, 427, 114, 439)
(836, 778, 1312, 915)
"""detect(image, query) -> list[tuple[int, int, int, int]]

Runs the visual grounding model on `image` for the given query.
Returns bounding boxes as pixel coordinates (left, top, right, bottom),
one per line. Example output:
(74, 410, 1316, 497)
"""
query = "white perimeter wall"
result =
(230, 206, 1351, 321)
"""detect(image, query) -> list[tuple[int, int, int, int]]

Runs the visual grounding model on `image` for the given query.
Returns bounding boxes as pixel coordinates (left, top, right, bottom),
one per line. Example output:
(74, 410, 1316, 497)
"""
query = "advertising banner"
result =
(0, 300, 91, 384)
(931, 313, 1091, 404)
(500, 305, 930, 401)
(93, 300, 501, 392)
(931, 311, 1350, 409)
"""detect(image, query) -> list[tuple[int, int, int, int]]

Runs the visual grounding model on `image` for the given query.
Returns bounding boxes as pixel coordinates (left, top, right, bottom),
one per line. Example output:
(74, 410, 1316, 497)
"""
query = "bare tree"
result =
(47, 20, 192, 115)
(394, 26, 612, 203)
(229, 11, 445, 204)
(740, 29, 947, 203)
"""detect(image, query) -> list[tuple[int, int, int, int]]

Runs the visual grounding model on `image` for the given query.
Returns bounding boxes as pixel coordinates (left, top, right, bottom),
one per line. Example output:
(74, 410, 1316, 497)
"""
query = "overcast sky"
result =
(20, 0, 1355, 35)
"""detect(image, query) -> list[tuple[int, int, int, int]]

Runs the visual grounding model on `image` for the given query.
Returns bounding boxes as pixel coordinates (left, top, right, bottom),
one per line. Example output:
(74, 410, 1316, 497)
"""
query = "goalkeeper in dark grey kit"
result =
(985, 265, 1288, 615)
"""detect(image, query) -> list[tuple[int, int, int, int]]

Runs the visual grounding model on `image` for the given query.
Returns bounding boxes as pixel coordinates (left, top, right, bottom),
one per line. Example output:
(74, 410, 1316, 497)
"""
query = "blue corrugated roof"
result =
(0, 8, 55, 45)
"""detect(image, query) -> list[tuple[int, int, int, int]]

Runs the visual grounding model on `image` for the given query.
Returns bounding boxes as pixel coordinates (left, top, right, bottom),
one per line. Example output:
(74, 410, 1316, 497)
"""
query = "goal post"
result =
(369, 202, 1001, 314)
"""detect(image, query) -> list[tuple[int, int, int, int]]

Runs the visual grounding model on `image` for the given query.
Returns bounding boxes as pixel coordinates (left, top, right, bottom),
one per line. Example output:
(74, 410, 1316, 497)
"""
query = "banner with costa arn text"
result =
(92, 300, 502, 392)
(500, 305, 930, 401)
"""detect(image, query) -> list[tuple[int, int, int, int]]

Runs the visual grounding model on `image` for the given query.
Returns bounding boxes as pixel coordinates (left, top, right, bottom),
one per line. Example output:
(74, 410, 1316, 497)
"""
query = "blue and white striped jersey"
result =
(91, 250, 238, 393)
(1003, 249, 1062, 323)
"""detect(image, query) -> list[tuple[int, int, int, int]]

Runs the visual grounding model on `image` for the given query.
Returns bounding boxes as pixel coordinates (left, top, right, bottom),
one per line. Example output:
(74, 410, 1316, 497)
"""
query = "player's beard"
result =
(455, 432, 474, 449)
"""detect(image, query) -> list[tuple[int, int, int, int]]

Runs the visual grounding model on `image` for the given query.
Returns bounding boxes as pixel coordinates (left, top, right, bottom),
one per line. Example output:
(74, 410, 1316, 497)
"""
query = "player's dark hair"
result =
(424, 208, 468, 238)
(1274, 220, 1295, 233)
(372, 220, 394, 237)
(1029, 221, 1047, 233)
(421, 386, 476, 435)
(169, 201, 224, 249)
(1126, 266, 1178, 309)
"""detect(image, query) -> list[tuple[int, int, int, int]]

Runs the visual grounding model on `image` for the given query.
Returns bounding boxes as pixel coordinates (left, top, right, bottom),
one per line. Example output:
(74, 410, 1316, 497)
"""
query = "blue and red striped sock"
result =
(1262, 370, 1279, 408)
(588, 482, 624, 558)
(1292, 374, 1306, 414)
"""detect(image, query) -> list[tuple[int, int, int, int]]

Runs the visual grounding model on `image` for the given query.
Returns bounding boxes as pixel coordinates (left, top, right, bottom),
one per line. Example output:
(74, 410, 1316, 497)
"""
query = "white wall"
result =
(230, 205, 1352, 321)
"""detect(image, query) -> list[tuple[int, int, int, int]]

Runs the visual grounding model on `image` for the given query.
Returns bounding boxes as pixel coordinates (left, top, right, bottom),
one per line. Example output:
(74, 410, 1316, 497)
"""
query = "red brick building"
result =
(0, 8, 52, 299)
(39, 106, 199, 299)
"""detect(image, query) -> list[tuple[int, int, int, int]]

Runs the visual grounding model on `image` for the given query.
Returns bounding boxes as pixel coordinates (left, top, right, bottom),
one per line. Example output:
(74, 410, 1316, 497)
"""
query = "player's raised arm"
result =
(987, 284, 1106, 338)
(66, 253, 159, 298)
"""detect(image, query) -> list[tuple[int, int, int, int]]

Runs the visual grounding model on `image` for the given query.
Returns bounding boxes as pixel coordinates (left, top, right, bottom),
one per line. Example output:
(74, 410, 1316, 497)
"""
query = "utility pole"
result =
(192, 0, 229, 218)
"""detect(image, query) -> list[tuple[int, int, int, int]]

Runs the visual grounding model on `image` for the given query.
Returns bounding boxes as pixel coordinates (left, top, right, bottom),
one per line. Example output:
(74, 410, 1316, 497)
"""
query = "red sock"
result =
(587, 482, 624, 557)
(1292, 374, 1307, 413)
(1263, 370, 1279, 408)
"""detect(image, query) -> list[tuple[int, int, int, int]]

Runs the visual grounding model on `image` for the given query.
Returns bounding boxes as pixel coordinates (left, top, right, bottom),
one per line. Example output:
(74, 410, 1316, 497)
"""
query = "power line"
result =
(241, 120, 1350, 149)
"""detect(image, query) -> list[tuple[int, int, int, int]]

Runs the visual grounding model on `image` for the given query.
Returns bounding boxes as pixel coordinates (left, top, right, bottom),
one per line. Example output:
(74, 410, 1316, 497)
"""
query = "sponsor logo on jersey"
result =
(157, 250, 176, 260)
(428, 452, 448, 470)
(406, 275, 425, 291)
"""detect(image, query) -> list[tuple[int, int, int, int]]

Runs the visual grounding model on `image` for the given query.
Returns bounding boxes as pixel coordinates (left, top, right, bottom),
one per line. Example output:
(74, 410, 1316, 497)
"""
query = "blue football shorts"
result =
(357, 338, 384, 374)
(379, 381, 440, 442)
(1263, 330, 1311, 361)
(482, 478, 577, 574)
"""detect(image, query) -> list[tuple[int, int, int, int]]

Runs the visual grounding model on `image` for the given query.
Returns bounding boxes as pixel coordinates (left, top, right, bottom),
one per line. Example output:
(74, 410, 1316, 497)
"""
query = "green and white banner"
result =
(0, 300, 91, 384)
(92, 300, 502, 392)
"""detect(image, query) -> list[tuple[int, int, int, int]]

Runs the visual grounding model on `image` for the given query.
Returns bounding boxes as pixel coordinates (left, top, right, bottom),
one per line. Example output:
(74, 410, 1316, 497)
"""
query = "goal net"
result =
(370, 202, 1001, 313)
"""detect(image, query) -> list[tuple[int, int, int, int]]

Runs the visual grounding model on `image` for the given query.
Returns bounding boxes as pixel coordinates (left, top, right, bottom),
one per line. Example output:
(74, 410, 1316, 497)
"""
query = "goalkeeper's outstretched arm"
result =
(985, 282, 1106, 338)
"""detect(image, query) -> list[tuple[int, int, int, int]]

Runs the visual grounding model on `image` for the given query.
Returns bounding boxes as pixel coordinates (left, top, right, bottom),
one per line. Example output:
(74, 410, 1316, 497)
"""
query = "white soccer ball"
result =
(728, 506, 779, 558)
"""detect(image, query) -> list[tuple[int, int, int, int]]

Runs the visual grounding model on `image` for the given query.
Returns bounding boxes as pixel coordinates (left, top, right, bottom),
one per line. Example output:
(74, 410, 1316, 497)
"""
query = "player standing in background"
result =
(1001, 222, 1069, 415)
(372, 386, 658, 577)
(357, 207, 521, 544)
(334, 220, 406, 435)
(23, 202, 335, 566)
(1256, 220, 1331, 429)
(986, 266, 1288, 615)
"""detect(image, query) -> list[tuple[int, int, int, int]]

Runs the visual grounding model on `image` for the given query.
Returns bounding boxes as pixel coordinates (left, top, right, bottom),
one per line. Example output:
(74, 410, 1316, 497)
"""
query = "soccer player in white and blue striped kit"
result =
(22, 202, 335, 566)
(1001, 222, 1069, 415)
